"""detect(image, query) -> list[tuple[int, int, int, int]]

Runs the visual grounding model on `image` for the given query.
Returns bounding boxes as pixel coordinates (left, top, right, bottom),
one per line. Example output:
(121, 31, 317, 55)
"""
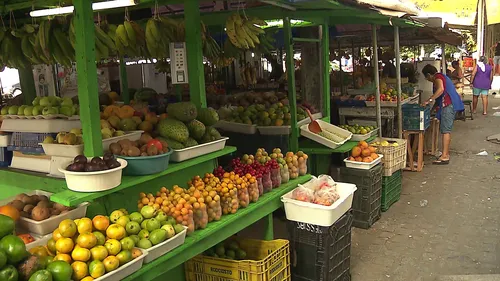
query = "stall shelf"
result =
(121, 175, 311, 281)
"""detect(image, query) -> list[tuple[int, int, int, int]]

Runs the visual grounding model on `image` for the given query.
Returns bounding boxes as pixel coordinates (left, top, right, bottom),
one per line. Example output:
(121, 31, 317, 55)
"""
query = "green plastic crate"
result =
(381, 170, 402, 211)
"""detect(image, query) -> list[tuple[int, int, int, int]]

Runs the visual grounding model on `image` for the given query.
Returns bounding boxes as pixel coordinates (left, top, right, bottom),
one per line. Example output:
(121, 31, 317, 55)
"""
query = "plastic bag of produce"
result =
(257, 177, 264, 195)
(205, 191, 222, 222)
(237, 187, 250, 208)
(280, 164, 290, 183)
(291, 184, 315, 202)
(262, 170, 273, 193)
(316, 175, 337, 189)
(271, 167, 281, 188)
(313, 187, 340, 206)
(248, 180, 259, 202)
(170, 203, 195, 235)
(298, 160, 308, 176)
(219, 186, 239, 215)
(193, 203, 208, 229)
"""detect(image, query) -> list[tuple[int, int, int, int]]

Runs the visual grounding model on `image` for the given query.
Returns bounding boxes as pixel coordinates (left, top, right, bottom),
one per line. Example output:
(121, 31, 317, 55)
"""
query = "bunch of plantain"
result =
(253, 29, 276, 55)
(226, 14, 266, 49)
(115, 20, 148, 58)
(203, 35, 221, 60)
(145, 17, 174, 59)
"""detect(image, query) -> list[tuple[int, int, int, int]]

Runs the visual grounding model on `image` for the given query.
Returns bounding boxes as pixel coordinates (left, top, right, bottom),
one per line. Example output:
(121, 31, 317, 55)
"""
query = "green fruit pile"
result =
(204, 240, 247, 260)
(0, 97, 78, 117)
(126, 206, 185, 250)
(339, 124, 376, 135)
(224, 103, 293, 126)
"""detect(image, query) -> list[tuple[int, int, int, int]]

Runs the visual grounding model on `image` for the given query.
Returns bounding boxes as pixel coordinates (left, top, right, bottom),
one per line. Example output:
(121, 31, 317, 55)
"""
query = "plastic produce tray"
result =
(381, 170, 402, 212)
(343, 154, 383, 170)
(0, 118, 82, 133)
(144, 226, 187, 263)
(170, 137, 228, 162)
(0, 190, 89, 235)
(340, 164, 382, 229)
(41, 131, 143, 157)
(256, 125, 290, 135)
(300, 120, 352, 149)
(287, 211, 352, 281)
(94, 248, 147, 281)
(185, 238, 290, 281)
(281, 181, 356, 227)
(214, 121, 257, 134)
(350, 128, 378, 141)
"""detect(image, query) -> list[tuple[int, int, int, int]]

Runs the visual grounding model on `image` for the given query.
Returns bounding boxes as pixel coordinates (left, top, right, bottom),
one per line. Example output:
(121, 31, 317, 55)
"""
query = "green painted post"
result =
(321, 23, 330, 122)
(284, 17, 299, 152)
(263, 213, 274, 241)
(18, 66, 36, 105)
(175, 84, 182, 102)
(119, 58, 130, 104)
(184, 1, 207, 108)
(74, 0, 103, 156)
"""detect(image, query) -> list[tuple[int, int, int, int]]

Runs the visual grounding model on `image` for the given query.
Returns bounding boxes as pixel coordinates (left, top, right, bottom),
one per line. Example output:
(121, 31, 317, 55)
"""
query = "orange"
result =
(76, 233, 97, 249)
(361, 149, 371, 157)
(59, 219, 77, 238)
(358, 141, 369, 148)
(354, 157, 363, 162)
(77, 218, 93, 234)
(348, 156, 355, 161)
(363, 157, 373, 163)
(370, 153, 379, 160)
(71, 247, 91, 262)
(0, 205, 20, 221)
(368, 146, 377, 153)
(351, 146, 361, 157)
(92, 216, 110, 232)
(56, 238, 74, 254)
(71, 261, 89, 281)
(53, 253, 72, 263)
(52, 229, 63, 241)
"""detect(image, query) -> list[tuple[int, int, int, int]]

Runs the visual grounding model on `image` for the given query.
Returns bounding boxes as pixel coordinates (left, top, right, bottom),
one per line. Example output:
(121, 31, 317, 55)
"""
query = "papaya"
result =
(118, 105, 135, 119)
(0, 214, 15, 239)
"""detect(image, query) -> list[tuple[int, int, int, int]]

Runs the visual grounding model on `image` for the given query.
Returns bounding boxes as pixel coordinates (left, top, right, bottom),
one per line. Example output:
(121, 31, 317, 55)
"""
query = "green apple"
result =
(129, 235, 139, 245)
(8, 106, 18, 115)
(155, 211, 168, 223)
(24, 106, 34, 116)
(39, 97, 50, 107)
(116, 216, 130, 227)
(129, 212, 143, 224)
(0, 106, 8, 115)
(138, 229, 149, 240)
(109, 210, 125, 223)
(60, 106, 73, 117)
(140, 205, 156, 219)
(149, 229, 167, 245)
(120, 237, 135, 251)
(17, 105, 26, 115)
(42, 107, 58, 115)
(61, 97, 73, 107)
(32, 105, 42, 116)
(32, 97, 40, 106)
(69, 128, 82, 135)
(146, 218, 161, 232)
(137, 238, 152, 249)
(125, 221, 140, 235)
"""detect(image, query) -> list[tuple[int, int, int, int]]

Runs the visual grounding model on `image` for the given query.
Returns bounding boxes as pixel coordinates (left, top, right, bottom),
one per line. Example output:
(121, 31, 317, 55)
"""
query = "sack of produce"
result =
(248, 181, 260, 203)
(262, 169, 273, 193)
(291, 184, 315, 202)
(193, 203, 208, 230)
(256, 177, 264, 195)
(280, 165, 290, 183)
(237, 187, 250, 208)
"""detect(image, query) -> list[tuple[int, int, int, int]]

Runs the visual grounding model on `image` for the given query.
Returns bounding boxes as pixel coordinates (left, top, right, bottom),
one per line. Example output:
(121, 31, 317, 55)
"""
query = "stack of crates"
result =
(8, 132, 55, 153)
(0, 134, 12, 167)
(402, 104, 431, 131)
(381, 170, 402, 211)
(287, 211, 352, 281)
(340, 164, 382, 229)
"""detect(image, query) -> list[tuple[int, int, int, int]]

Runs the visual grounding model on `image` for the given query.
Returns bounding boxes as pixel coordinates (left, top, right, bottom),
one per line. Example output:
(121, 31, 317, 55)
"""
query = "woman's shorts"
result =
(473, 88, 489, 96)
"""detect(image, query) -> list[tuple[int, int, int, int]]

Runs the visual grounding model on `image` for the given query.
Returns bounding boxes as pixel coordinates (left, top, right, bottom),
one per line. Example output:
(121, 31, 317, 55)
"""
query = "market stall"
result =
(0, 1, 423, 281)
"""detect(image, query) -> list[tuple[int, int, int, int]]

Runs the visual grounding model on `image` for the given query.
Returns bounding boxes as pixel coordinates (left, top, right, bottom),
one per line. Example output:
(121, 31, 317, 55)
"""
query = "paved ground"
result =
(351, 96, 500, 281)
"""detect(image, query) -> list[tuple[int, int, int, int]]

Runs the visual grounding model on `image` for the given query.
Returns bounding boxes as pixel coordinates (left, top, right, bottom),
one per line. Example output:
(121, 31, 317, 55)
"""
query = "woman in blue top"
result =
(421, 64, 464, 165)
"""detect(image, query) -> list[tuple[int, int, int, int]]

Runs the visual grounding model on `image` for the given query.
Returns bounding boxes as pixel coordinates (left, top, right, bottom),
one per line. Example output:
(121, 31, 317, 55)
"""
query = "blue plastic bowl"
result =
(117, 149, 173, 176)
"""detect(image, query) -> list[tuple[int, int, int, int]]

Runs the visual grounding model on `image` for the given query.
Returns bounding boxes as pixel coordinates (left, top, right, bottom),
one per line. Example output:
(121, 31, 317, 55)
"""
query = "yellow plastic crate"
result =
(185, 238, 290, 281)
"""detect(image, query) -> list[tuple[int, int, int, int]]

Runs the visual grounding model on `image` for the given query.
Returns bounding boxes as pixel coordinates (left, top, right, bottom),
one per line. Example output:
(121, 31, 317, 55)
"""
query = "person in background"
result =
(491, 41, 500, 75)
(470, 56, 493, 115)
(421, 64, 464, 165)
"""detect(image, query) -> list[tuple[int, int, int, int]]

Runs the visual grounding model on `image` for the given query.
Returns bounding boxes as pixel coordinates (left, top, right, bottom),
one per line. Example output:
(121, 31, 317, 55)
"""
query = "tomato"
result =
(18, 233, 35, 244)
(147, 140, 162, 151)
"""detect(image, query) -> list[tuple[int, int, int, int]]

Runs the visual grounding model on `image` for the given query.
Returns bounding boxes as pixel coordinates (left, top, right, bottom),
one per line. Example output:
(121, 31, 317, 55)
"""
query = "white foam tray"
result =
(143, 226, 187, 263)
(58, 158, 128, 192)
(170, 137, 228, 162)
(344, 154, 383, 170)
(214, 121, 257, 134)
(26, 234, 51, 251)
(256, 126, 290, 135)
(3, 114, 79, 120)
(300, 120, 352, 149)
(281, 181, 357, 227)
(41, 131, 143, 157)
(0, 190, 89, 236)
(0, 134, 11, 147)
(0, 119, 82, 133)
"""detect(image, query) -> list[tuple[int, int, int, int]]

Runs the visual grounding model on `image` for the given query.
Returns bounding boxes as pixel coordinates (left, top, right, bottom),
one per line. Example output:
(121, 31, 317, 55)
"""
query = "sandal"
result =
(433, 159, 449, 165)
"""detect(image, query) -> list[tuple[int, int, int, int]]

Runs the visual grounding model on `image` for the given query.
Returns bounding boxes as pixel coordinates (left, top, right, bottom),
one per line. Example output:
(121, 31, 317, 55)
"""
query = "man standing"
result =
(491, 41, 500, 75)
(421, 64, 464, 165)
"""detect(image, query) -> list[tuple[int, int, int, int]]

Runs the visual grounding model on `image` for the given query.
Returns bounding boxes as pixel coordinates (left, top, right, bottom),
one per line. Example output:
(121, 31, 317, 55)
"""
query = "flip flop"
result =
(433, 159, 449, 165)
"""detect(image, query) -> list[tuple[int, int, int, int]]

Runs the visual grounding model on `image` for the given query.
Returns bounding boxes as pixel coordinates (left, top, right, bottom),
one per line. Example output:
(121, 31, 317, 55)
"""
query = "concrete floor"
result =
(351, 97, 500, 281)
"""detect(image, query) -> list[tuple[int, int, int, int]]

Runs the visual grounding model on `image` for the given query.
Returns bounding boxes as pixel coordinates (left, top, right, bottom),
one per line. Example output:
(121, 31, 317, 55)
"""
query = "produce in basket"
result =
(347, 141, 380, 163)
(1, 193, 73, 222)
(204, 239, 247, 260)
(65, 153, 121, 172)
(109, 133, 169, 157)
(291, 185, 315, 203)
(291, 175, 340, 206)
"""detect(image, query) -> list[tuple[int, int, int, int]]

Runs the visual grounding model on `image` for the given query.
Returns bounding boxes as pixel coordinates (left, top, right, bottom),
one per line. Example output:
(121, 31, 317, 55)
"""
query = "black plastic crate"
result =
(340, 164, 382, 229)
(287, 211, 352, 281)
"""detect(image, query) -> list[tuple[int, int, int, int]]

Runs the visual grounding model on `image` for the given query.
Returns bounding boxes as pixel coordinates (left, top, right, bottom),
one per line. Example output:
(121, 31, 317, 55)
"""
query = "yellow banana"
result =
(225, 15, 241, 48)
(245, 21, 265, 35)
(123, 21, 136, 46)
(116, 24, 129, 47)
(242, 24, 260, 45)
(248, 17, 267, 26)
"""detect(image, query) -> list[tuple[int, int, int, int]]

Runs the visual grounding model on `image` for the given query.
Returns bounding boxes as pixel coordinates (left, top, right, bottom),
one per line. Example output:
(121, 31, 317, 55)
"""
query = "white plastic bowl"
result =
(344, 154, 383, 170)
(58, 158, 128, 192)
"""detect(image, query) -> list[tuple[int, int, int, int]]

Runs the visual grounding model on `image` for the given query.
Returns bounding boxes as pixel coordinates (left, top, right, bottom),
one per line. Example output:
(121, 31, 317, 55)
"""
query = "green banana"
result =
(95, 25, 116, 53)
(123, 21, 136, 46)
(116, 25, 129, 47)
(53, 28, 75, 61)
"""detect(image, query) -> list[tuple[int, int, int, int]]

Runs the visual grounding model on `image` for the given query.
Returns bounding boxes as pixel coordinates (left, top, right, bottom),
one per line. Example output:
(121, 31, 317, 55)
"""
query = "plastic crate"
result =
(381, 170, 402, 212)
(287, 211, 352, 281)
(340, 165, 382, 229)
(370, 137, 407, 177)
(0, 148, 12, 167)
(185, 238, 290, 281)
(10, 132, 56, 150)
(402, 104, 431, 131)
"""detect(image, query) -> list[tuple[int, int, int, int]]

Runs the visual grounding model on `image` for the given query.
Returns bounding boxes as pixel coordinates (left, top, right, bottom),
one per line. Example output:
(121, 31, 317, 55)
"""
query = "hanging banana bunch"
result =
(203, 35, 221, 60)
(116, 19, 147, 58)
(145, 17, 174, 59)
(225, 13, 266, 50)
